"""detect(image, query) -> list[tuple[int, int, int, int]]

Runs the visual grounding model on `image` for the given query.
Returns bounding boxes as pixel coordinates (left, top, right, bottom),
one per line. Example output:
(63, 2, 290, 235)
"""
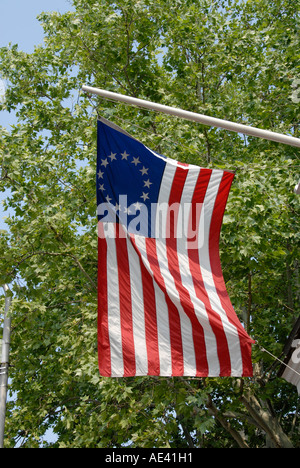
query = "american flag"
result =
(97, 118, 254, 377)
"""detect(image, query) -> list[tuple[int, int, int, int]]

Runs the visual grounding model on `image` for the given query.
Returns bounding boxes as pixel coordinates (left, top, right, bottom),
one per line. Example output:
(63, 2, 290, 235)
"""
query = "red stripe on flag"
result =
(167, 166, 210, 376)
(97, 225, 111, 377)
(115, 224, 136, 377)
(187, 169, 231, 376)
(138, 249, 160, 375)
(188, 245, 232, 375)
(209, 172, 254, 376)
(143, 237, 184, 376)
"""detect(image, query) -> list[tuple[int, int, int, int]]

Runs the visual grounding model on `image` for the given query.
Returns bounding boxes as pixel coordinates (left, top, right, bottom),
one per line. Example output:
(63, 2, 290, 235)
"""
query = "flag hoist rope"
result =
(259, 345, 300, 378)
(82, 85, 300, 148)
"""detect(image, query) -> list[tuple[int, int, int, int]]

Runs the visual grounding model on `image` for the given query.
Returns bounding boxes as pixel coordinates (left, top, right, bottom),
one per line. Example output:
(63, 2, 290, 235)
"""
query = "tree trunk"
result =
(241, 390, 294, 448)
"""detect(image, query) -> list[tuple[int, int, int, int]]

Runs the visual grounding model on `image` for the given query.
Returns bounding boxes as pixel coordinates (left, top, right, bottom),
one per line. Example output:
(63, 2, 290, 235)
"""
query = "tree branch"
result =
(9, 249, 97, 292)
(241, 389, 294, 448)
(206, 394, 250, 448)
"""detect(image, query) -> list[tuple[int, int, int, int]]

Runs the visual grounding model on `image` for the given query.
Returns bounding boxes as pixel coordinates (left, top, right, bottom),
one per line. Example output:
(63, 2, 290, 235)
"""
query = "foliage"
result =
(0, 0, 299, 448)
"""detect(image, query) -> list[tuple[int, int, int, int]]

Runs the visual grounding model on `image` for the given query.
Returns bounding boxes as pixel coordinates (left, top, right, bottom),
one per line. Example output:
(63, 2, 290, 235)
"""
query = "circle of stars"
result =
(98, 150, 152, 214)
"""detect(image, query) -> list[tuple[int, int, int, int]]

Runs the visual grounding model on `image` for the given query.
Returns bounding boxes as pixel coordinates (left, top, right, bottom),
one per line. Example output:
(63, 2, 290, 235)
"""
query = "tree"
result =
(0, 0, 299, 448)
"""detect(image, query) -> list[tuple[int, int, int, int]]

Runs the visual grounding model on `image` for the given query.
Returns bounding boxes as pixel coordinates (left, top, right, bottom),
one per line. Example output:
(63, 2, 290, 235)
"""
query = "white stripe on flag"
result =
(126, 236, 149, 375)
(105, 227, 124, 377)
(131, 234, 173, 376)
(153, 281, 173, 376)
(199, 171, 244, 375)
(176, 166, 220, 376)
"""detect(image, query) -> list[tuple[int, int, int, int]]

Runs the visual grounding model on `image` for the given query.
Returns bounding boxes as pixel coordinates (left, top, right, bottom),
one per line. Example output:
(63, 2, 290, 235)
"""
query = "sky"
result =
(0, 0, 74, 230)
(0, 0, 72, 51)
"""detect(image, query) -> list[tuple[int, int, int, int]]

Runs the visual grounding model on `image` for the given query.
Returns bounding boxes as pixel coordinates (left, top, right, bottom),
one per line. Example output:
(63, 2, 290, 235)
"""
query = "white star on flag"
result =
(144, 179, 152, 188)
(132, 156, 140, 166)
(140, 166, 149, 175)
(121, 150, 130, 160)
(101, 158, 109, 168)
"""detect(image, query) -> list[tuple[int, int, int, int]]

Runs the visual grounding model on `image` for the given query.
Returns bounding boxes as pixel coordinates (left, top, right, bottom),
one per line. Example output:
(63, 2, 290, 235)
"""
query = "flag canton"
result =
(97, 120, 166, 236)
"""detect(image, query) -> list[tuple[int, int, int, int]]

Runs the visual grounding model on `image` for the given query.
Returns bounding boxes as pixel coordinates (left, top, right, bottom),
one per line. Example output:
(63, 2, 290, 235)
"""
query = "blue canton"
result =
(97, 119, 166, 236)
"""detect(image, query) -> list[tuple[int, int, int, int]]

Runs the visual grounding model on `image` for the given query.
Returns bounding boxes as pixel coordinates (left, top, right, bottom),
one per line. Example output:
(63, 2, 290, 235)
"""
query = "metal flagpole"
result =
(0, 285, 11, 449)
(82, 85, 300, 148)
